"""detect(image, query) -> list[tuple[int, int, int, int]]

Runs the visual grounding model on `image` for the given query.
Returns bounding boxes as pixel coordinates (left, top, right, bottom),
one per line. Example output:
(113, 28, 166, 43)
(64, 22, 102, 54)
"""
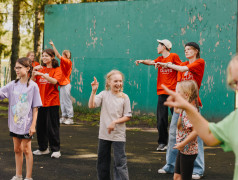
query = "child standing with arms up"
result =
(49, 40, 74, 125)
(0, 57, 42, 180)
(88, 70, 132, 180)
(173, 80, 199, 180)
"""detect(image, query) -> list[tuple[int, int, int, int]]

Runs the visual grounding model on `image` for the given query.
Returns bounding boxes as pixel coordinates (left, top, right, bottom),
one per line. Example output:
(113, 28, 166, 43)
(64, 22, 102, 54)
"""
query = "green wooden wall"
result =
(44, 0, 237, 121)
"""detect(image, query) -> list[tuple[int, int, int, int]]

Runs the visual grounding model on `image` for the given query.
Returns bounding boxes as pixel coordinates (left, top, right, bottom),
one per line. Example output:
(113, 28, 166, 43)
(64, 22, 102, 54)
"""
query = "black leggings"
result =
(174, 151, 197, 180)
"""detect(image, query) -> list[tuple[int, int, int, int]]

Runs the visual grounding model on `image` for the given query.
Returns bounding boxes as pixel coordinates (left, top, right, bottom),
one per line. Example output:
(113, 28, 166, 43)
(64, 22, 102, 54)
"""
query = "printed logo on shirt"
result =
(160, 68, 173, 74)
(182, 71, 194, 81)
(11, 93, 29, 125)
(39, 74, 49, 84)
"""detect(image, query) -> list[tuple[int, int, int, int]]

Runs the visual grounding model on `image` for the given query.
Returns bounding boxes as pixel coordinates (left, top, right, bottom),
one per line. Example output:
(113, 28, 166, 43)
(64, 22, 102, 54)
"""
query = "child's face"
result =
(108, 73, 123, 93)
(157, 43, 164, 54)
(14, 62, 29, 78)
(42, 52, 53, 65)
(184, 46, 198, 59)
(230, 62, 238, 91)
(28, 53, 35, 61)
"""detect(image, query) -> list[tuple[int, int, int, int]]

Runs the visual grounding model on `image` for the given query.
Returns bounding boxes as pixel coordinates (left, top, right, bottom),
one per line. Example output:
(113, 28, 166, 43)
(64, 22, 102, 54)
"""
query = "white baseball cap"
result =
(157, 39, 172, 50)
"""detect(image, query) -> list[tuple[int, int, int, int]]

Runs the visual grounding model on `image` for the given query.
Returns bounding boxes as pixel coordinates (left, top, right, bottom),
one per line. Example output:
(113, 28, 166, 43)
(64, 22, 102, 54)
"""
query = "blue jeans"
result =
(97, 139, 129, 180)
(162, 112, 205, 175)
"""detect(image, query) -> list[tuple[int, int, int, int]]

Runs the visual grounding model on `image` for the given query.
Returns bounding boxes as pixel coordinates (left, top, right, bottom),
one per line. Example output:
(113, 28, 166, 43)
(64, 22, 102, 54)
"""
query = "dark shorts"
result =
(10, 132, 33, 139)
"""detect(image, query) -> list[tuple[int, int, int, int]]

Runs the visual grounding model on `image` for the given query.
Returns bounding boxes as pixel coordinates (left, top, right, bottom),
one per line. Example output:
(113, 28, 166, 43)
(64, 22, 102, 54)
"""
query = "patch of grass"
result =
(0, 106, 8, 111)
(73, 105, 172, 128)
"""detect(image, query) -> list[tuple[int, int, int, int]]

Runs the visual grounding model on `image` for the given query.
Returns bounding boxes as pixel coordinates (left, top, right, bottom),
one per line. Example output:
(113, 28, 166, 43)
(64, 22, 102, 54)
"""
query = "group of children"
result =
(2, 37, 238, 180)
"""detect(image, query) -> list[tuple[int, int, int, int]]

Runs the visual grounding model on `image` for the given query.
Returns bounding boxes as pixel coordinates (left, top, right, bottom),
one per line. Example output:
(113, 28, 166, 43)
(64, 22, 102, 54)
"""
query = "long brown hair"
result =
(42, 49, 59, 68)
(15, 57, 33, 87)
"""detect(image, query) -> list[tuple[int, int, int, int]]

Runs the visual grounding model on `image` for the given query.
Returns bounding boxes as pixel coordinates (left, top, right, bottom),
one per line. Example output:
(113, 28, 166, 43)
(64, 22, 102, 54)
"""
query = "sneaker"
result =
(156, 144, 167, 151)
(158, 169, 167, 174)
(60, 117, 66, 124)
(33, 148, 50, 155)
(11, 176, 23, 180)
(24, 178, 33, 180)
(192, 174, 203, 179)
(51, 151, 61, 158)
(63, 118, 74, 125)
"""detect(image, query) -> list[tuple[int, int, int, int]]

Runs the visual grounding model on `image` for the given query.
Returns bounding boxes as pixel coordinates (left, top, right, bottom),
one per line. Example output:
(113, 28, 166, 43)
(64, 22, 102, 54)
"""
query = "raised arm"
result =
(88, 77, 99, 108)
(156, 62, 188, 72)
(135, 59, 155, 66)
(49, 40, 61, 60)
(162, 84, 220, 146)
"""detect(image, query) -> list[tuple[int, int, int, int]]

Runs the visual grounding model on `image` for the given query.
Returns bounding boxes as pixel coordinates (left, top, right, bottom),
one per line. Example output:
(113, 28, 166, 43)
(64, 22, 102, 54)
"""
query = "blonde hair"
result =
(63, 50, 71, 59)
(105, 70, 125, 98)
(227, 54, 238, 89)
(26, 51, 34, 57)
(177, 80, 199, 130)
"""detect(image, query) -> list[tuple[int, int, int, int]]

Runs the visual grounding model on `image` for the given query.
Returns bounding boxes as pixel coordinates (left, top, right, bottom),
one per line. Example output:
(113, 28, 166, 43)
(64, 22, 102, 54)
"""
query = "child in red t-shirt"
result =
(27, 51, 40, 68)
(135, 39, 181, 151)
(32, 48, 62, 159)
(50, 41, 74, 125)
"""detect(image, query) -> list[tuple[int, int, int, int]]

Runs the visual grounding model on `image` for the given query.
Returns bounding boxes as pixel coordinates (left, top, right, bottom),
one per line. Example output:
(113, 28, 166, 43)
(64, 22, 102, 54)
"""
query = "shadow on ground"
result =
(0, 102, 234, 180)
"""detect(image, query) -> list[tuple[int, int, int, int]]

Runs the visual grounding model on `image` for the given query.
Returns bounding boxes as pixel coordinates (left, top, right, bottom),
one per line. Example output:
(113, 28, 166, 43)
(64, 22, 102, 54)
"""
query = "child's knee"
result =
(23, 146, 32, 155)
(14, 146, 23, 153)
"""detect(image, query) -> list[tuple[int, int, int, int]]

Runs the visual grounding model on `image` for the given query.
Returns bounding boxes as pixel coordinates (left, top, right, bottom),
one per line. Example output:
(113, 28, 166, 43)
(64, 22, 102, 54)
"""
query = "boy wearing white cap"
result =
(135, 39, 181, 151)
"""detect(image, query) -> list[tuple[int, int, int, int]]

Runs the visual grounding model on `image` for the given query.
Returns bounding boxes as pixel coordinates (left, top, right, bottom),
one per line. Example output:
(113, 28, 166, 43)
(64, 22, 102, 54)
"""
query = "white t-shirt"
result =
(94, 90, 132, 142)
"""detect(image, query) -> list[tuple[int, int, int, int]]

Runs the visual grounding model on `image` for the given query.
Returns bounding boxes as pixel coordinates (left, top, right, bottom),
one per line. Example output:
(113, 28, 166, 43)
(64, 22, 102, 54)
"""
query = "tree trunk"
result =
(34, 7, 43, 63)
(10, 0, 21, 80)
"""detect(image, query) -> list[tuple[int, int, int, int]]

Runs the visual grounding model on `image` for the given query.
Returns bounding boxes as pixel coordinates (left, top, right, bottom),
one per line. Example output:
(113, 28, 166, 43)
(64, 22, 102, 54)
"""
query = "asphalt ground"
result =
(0, 102, 235, 180)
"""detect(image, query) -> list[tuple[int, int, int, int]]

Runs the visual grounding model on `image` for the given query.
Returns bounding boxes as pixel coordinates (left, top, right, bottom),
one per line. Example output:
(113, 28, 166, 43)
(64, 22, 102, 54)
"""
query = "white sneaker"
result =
(192, 174, 202, 179)
(51, 151, 61, 158)
(158, 169, 167, 174)
(33, 148, 50, 155)
(63, 118, 74, 125)
(11, 176, 23, 180)
(24, 178, 33, 180)
(60, 117, 66, 124)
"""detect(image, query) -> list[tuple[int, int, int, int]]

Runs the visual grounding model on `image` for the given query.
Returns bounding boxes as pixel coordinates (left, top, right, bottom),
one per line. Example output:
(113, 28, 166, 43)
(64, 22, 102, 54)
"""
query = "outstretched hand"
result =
(162, 84, 190, 110)
(49, 40, 54, 46)
(91, 77, 99, 93)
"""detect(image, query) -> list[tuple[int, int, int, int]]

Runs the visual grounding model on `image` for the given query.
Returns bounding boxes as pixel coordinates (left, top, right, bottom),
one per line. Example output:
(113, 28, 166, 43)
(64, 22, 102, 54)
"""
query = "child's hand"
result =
(173, 143, 185, 151)
(49, 40, 54, 46)
(107, 121, 116, 134)
(34, 65, 43, 71)
(155, 63, 161, 69)
(91, 77, 99, 93)
(33, 71, 43, 76)
(29, 125, 36, 136)
(135, 60, 143, 66)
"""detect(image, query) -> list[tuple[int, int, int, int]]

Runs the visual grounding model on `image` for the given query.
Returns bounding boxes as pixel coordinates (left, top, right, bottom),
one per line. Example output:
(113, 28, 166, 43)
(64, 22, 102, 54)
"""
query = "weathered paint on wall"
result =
(44, 0, 237, 121)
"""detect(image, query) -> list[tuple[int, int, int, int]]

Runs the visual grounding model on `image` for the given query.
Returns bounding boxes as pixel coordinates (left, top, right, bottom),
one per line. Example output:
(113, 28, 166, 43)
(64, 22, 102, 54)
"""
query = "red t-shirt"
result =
(59, 56, 72, 86)
(154, 53, 181, 95)
(32, 61, 40, 68)
(35, 67, 62, 107)
(177, 58, 205, 106)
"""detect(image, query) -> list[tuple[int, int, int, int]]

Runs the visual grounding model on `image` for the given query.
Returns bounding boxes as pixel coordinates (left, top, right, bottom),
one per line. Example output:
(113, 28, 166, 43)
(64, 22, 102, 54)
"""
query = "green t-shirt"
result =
(209, 109, 238, 180)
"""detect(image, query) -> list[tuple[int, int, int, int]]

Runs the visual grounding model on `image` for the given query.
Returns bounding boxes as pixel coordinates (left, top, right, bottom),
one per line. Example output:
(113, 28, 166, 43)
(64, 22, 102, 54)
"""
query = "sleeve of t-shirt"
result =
(154, 56, 162, 63)
(186, 59, 205, 76)
(60, 57, 72, 75)
(209, 111, 237, 152)
(123, 95, 132, 117)
(52, 67, 63, 83)
(173, 54, 182, 65)
(94, 91, 104, 108)
(32, 83, 43, 108)
(0, 81, 14, 100)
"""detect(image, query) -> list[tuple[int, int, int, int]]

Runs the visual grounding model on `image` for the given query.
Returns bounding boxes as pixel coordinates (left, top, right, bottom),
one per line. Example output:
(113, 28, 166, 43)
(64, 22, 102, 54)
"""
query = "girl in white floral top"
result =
(173, 80, 199, 180)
